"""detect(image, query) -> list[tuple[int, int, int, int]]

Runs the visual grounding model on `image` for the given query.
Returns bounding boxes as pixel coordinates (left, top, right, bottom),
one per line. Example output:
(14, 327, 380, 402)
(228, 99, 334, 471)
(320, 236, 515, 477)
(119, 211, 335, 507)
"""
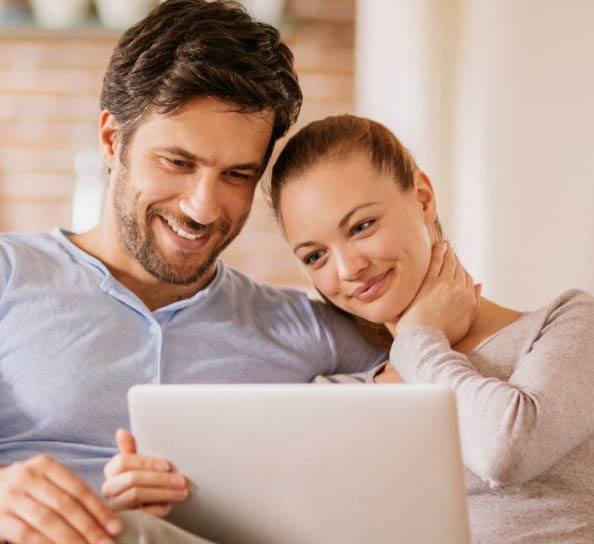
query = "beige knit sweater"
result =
(318, 289, 594, 543)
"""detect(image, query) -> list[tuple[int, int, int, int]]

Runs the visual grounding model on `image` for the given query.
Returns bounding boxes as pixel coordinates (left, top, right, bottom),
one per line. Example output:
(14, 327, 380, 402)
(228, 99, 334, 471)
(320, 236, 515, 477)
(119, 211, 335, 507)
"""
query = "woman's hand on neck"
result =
(383, 242, 482, 346)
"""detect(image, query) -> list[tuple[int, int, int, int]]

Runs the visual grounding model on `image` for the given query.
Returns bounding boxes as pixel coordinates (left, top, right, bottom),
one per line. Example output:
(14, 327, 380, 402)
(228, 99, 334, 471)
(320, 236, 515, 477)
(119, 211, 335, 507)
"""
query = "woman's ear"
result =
(98, 110, 121, 171)
(414, 170, 437, 225)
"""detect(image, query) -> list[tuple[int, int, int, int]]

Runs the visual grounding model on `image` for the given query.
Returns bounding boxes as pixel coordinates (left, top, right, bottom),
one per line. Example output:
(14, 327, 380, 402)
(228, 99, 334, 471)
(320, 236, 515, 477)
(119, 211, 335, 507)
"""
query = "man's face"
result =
(107, 97, 274, 285)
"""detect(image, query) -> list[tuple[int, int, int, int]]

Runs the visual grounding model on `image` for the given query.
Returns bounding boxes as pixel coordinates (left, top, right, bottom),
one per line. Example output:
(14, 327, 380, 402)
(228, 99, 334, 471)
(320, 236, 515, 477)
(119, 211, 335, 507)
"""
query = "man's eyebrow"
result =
(292, 201, 380, 254)
(226, 162, 262, 173)
(154, 146, 261, 172)
(155, 146, 198, 161)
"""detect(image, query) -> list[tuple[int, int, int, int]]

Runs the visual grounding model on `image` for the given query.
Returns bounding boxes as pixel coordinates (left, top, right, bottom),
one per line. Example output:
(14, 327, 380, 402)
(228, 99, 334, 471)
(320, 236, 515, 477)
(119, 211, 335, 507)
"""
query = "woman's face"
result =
(280, 151, 437, 324)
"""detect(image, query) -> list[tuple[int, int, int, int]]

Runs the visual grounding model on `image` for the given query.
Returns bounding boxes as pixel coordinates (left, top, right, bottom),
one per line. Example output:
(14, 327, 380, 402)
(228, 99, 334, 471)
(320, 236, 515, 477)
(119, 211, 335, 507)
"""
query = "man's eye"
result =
(350, 219, 375, 235)
(225, 171, 252, 181)
(166, 158, 189, 169)
(304, 250, 326, 266)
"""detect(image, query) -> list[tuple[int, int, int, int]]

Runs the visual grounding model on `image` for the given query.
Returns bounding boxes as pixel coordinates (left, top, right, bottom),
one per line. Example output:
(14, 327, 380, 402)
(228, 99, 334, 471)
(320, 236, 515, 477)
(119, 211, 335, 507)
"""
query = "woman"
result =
(269, 114, 594, 543)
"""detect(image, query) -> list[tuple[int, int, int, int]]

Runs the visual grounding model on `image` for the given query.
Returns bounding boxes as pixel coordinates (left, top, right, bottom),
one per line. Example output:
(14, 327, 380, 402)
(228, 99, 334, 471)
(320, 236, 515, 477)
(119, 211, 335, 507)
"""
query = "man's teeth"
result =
(164, 218, 203, 241)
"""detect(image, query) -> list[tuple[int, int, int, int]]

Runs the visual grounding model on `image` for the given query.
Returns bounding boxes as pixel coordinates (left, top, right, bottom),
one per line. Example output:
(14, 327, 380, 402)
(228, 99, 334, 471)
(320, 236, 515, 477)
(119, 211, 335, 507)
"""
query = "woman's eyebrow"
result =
(337, 201, 380, 229)
(292, 201, 380, 254)
(293, 240, 315, 253)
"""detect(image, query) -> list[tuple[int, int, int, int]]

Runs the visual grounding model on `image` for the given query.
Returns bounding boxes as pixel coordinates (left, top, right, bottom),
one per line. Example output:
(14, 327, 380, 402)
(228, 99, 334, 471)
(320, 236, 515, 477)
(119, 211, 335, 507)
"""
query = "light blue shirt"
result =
(0, 229, 384, 492)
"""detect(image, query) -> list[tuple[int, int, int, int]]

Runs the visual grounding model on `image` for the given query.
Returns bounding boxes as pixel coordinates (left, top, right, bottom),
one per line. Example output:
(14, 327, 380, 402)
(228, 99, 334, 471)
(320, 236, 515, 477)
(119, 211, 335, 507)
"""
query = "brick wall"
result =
(0, 0, 355, 288)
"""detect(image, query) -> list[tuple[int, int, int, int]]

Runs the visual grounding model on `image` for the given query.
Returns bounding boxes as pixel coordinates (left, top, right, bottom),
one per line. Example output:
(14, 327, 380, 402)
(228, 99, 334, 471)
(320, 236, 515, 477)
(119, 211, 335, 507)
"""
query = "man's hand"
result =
(392, 241, 481, 345)
(0, 454, 122, 544)
(102, 429, 188, 518)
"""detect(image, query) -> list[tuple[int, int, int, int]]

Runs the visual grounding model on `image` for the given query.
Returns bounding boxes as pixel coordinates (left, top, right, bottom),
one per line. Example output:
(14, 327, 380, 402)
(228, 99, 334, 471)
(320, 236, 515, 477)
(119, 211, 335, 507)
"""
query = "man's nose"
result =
(334, 246, 369, 281)
(178, 172, 223, 225)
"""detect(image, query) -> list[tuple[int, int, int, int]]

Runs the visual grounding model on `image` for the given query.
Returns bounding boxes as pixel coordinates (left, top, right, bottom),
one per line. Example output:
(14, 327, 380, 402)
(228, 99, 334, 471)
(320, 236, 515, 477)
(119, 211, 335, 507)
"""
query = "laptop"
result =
(129, 384, 470, 544)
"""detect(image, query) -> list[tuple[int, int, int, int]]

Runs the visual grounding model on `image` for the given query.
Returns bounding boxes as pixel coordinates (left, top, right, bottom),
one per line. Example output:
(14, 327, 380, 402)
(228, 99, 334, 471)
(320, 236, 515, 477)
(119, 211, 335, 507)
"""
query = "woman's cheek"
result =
(312, 266, 340, 300)
(362, 231, 402, 262)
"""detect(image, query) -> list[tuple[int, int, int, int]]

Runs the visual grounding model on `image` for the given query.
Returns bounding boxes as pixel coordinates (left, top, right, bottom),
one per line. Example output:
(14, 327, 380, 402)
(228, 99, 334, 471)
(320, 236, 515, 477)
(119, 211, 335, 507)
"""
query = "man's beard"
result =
(113, 169, 248, 286)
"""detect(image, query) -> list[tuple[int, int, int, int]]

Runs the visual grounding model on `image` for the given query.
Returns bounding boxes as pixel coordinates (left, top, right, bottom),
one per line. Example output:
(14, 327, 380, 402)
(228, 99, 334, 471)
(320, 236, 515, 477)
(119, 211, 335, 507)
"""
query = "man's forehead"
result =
(134, 98, 274, 163)
(156, 96, 274, 128)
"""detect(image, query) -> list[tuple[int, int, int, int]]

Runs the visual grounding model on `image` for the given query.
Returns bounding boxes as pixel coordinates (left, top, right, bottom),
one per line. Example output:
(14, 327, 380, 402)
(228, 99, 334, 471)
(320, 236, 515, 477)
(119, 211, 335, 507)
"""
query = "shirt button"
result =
(149, 323, 160, 335)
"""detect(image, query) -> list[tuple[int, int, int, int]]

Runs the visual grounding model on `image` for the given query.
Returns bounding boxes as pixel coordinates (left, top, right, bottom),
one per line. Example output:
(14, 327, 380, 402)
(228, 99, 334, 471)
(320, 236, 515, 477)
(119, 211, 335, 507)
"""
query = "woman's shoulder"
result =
(534, 289, 594, 345)
(544, 288, 594, 318)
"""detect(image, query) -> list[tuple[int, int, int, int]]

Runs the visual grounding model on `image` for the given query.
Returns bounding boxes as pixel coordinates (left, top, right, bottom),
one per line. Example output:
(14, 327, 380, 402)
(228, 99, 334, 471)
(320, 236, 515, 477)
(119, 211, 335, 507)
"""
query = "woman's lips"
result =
(351, 269, 393, 302)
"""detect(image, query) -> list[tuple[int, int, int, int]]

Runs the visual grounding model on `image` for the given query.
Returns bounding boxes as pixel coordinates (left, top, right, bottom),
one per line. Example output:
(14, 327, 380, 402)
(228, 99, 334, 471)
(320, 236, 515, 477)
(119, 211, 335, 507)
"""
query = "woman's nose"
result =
(334, 247, 369, 281)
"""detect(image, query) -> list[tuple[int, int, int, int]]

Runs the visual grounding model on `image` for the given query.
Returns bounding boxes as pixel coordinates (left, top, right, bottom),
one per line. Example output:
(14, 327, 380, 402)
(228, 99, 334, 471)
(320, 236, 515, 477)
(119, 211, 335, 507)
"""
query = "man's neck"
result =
(68, 227, 216, 311)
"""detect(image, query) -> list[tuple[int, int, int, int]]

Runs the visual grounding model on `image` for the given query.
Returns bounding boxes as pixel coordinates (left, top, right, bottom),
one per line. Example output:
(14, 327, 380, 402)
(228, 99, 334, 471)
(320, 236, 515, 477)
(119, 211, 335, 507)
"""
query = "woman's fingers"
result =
(472, 283, 483, 320)
(427, 241, 448, 278)
(464, 267, 474, 290)
(475, 283, 483, 302)
(440, 246, 457, 279)
(102, 471, 185, 500)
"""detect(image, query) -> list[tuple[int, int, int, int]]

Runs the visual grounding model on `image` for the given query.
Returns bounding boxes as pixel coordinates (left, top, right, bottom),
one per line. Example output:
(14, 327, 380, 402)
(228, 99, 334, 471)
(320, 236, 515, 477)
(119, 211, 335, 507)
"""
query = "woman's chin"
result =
(353, 304, 402, 326)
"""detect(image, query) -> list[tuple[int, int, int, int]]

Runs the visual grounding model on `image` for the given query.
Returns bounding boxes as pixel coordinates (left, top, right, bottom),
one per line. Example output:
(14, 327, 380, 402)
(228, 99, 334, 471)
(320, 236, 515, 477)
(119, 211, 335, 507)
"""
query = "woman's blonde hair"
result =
(269, 115, 442, 350)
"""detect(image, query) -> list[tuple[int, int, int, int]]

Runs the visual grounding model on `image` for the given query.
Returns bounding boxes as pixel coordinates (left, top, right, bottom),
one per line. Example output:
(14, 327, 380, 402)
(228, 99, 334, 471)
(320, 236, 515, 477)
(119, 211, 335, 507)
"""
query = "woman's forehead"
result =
(280, 155, 403, 242)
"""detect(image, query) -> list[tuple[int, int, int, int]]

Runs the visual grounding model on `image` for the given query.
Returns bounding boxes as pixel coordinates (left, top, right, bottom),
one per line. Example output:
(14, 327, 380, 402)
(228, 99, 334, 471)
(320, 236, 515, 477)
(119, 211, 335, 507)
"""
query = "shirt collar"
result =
(51, 227, 226, 312)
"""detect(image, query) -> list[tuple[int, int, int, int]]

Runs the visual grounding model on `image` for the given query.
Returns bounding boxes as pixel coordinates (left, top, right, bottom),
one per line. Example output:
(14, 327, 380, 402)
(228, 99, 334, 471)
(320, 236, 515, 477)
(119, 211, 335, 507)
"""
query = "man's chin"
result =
(134, 242, 215, 286)
(152, 258, 218, 286)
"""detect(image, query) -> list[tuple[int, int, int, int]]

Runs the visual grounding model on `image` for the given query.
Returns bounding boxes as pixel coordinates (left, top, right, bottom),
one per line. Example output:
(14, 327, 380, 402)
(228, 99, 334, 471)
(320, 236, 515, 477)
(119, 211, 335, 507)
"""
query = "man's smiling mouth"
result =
(160, 215, 210, 241)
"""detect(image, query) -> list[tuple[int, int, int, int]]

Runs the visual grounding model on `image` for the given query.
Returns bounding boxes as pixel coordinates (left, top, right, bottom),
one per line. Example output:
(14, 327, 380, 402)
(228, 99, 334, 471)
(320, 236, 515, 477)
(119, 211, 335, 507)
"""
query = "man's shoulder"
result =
(220, 264, 317, 311)
(0, 231, 63, 265)
(220, 264, 348, 328)
(218, 264, 377, 361)
(0, 230, 60, 250)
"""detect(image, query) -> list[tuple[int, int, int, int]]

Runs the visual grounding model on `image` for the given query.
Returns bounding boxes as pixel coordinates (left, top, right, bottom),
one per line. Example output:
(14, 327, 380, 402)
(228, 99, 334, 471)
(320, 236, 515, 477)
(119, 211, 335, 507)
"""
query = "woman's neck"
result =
(452, 298, 524, 355)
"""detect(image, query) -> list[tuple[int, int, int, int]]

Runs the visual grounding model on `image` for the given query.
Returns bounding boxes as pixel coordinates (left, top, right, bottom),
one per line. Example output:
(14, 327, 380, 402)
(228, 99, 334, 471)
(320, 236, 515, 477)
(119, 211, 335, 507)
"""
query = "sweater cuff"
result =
(389, 324, 451, 382)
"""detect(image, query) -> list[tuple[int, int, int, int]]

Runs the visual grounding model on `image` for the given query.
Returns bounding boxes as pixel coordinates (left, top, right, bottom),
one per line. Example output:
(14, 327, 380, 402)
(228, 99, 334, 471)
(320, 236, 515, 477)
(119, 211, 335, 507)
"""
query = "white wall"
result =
(355, 0, 459, 232)
(356, 0, 594, 309)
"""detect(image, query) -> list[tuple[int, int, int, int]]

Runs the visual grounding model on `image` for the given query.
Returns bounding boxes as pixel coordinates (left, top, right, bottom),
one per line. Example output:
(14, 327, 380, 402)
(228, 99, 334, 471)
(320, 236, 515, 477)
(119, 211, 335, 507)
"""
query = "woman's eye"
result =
(304, 250, 326, 266)
(350, 219, 375, 235)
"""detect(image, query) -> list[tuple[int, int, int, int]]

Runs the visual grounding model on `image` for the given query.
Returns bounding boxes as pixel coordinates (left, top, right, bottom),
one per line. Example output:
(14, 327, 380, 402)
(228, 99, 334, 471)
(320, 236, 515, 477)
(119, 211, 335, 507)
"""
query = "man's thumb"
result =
(116, 428, 137, 454)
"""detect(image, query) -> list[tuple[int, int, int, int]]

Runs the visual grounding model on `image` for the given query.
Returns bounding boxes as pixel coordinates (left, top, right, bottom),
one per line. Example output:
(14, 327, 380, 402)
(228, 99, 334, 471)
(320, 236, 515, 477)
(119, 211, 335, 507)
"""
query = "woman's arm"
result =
(391, 291, 594, 487)
(313, 361, 397, 383)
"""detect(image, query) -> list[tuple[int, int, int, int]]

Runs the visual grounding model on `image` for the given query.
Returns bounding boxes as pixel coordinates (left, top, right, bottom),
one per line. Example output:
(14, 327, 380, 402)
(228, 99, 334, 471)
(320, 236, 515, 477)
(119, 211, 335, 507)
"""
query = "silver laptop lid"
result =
(129, 384, 470, 544)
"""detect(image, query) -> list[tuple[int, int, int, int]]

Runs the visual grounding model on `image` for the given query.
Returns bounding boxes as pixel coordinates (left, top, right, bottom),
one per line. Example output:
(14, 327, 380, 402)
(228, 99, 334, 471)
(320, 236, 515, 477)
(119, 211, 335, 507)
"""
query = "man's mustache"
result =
(148, 208, 231, 236)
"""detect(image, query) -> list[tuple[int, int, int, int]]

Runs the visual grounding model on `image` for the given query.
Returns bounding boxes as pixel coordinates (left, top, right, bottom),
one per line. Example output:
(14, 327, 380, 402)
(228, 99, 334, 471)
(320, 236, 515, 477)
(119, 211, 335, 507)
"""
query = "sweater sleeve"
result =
(390, 291, 594, 488)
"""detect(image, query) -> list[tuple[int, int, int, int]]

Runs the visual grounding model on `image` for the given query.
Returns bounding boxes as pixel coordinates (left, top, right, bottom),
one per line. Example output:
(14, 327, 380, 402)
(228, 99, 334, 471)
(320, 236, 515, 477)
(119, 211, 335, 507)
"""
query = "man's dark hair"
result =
(100, 0, 302, 164)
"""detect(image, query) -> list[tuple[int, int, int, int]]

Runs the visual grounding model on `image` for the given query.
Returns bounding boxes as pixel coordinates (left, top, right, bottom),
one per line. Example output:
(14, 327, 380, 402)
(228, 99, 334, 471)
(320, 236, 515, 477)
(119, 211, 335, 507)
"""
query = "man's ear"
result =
(98, 110, 121, 170)
(414, 170, 438, 225)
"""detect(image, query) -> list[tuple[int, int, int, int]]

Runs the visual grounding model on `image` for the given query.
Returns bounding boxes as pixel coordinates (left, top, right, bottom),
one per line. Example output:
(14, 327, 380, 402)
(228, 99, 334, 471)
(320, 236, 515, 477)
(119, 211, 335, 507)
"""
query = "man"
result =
(0, 1, 384, 542)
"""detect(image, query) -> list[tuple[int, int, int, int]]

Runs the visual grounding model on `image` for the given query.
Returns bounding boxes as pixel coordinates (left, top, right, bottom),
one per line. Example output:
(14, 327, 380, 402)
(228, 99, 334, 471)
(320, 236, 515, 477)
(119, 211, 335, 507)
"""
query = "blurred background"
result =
(0, 0, 592, 309)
